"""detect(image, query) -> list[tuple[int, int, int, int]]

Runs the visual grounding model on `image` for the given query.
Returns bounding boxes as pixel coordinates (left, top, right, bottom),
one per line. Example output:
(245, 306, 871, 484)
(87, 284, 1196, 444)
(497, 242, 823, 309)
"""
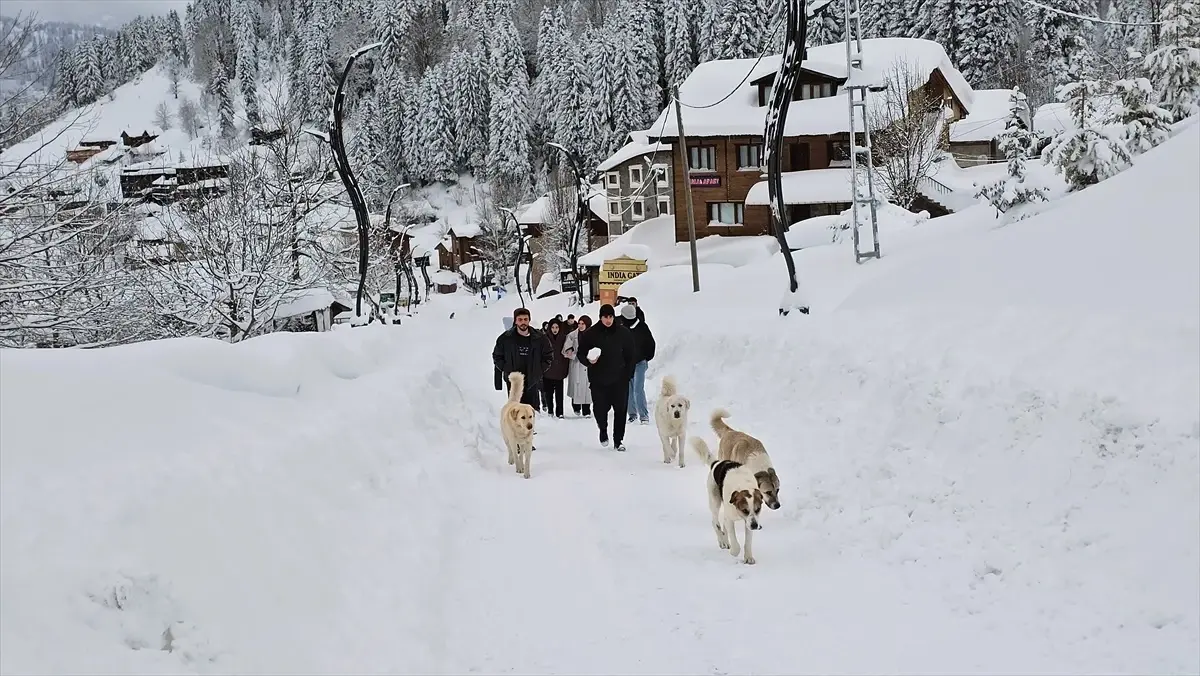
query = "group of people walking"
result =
(492, 298, 656, 453)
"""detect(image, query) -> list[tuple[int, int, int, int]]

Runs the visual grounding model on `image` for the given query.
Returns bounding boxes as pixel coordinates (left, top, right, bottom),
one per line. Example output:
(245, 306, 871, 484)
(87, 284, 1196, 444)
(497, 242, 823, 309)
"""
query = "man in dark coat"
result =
(493, 307, 552, 411)
(576, 304, 636, 451)
(619, 302, 656, 424)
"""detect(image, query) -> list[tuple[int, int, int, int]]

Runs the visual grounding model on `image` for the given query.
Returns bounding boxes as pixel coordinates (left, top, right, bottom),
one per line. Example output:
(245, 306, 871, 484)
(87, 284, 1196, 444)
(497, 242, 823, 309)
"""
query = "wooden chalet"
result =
(646, 38, 976, 242)
(121, 130, 159, 148)
(66, 138, 118, 164)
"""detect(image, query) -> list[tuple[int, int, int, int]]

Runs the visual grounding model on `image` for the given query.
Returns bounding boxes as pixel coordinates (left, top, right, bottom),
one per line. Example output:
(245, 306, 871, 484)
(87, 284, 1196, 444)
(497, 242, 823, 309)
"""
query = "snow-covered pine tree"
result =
(977, 87, 1048, 218)
(958, 0, 1020, 88)
(535, 5, 566, 142)
(167, 9, 189, 66)
(75, 38, 106, 105)
(1112, 75, 1174, 153)
(54, 49, 80, 106)
(379, 0, 417, 76)
(559, 32, 606, 166)
(709, 0, 760, 59)
(664, 0, 698, 89)
(1043, 45, 1132, 190)
(348, 88, 388, 207)
(417, 63, 458, 183)
(1144, 0, 1200, 121)
(487, 12, 532, 206)
(1027, 0, 1096, 105)
(1100, 0, 1152, 76)
(300, 0, 334, 122)
(210, 64, 237, 139)
(806, 0, 844, 47)
(232, 0, 261, 126)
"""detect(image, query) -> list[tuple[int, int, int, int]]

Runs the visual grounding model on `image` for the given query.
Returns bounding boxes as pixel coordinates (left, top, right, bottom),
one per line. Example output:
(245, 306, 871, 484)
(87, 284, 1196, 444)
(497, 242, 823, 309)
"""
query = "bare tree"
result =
(472, 184, 519, 289)
(134, 152, 335, 342)
(540, 164, 581, 287)
(153, 101, 174, 131)
(0, 14, 154, 347)
(178, 96, 203, 138)
(866, 59, 945, 210)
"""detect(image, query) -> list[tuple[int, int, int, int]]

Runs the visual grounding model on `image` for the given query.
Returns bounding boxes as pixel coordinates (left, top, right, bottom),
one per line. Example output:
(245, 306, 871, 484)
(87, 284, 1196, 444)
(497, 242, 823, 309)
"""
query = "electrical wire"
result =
(676, 23, 785, 110)
(1021, 0, 1169, 26)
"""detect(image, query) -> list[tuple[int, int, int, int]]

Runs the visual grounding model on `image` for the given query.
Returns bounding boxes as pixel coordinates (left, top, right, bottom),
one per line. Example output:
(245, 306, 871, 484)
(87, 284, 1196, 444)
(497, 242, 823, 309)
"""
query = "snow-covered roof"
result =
(274, 287, 335, 320)
(744, 168, 854, 206)
(578, 215, 676, 267)
(647, 38, 975, 139)
(449, 222, 482, 238)
(516, 190, 607, 225)
(951, 89, 1019, 143)
(432, 269, 459, 285)
(176, 155, 231, 169)
(596, 134, 673, 173)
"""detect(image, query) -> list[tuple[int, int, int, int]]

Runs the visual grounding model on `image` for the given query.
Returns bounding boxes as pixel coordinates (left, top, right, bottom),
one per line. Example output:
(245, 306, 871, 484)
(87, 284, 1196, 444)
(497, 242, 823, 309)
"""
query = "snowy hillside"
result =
(2, 131, 1198, 673)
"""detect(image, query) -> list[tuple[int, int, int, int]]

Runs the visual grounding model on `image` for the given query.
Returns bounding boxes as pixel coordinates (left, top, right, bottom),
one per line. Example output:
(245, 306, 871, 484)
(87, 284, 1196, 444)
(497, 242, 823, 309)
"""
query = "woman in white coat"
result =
(562, 315, 593, 416)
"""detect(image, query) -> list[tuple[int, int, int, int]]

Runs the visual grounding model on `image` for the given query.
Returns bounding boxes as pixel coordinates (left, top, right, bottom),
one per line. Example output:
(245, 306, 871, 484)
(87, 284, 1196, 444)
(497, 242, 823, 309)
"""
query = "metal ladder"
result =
(843, 0, 880, 263)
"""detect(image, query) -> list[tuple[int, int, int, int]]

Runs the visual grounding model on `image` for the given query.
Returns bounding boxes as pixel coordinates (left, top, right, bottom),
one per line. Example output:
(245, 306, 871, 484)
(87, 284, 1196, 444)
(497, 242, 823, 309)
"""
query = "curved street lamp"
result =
(545, 142, 589, 308)
(498, 206, 530, 307)
(763, 0, 810, 316)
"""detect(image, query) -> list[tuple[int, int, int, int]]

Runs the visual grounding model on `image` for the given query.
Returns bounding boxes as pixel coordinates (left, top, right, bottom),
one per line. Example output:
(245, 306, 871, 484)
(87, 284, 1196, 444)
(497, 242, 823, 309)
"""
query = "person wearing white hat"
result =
(619, 302, 655, 425)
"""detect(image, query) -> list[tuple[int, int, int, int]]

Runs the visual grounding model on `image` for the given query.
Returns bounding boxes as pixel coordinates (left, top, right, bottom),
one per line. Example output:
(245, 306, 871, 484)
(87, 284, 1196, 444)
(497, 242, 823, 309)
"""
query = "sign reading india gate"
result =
(598, 256, 648, 305)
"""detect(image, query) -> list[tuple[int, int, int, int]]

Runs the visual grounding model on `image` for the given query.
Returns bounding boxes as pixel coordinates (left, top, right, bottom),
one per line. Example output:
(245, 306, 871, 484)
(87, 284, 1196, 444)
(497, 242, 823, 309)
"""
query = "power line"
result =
(676, 25, 784, 110)
(1021, 0, 1169, 26)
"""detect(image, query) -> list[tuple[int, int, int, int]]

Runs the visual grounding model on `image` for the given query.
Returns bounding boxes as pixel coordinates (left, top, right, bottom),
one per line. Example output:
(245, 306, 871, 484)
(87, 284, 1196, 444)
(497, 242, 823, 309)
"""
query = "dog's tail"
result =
(660, 374, 678, 397)
(507, 372, 525, 405)
(690, 437, 716, 465)
(710, 408, 734, 436)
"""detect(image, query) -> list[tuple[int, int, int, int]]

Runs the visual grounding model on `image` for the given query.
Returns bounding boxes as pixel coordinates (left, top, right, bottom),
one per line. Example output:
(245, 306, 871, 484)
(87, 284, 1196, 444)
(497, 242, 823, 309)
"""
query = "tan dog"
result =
(710, 409, 781, 510)
(691, 437, 764, 565)
(500, 372, 536, 479)
(653, 375, 691, 467)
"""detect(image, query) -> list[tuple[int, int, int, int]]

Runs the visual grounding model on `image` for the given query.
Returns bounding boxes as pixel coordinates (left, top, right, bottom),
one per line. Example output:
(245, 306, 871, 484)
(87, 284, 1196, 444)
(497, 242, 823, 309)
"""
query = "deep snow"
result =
(2, 130, 1198, 675)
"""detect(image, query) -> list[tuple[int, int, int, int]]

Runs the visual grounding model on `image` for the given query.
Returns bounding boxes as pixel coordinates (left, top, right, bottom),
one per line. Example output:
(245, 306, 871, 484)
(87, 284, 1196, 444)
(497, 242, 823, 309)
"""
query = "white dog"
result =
(500, 372, 536, 479)
(653, 375, 691, 467)
(691, 437, 765, 565)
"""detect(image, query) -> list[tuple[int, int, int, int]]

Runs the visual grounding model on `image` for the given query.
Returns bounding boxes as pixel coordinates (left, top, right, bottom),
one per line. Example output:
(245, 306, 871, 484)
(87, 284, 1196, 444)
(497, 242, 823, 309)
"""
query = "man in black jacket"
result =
(493, 308, 552, 411)
(619, 302, 656, 425)
(576, 304, 636, 451)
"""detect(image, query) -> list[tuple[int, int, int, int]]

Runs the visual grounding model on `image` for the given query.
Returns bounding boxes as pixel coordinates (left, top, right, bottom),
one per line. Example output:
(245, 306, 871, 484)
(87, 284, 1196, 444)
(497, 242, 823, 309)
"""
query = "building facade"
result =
(596, 132, 675, 236)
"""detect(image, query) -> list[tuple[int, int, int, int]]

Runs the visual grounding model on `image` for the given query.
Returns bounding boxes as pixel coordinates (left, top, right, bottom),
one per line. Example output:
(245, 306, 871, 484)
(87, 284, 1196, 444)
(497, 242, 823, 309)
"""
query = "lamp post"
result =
(384, 183, 411, 312)
(763, 0, 810, 316)
(498, 207, 529, 306)
(545, 142, 589, 308)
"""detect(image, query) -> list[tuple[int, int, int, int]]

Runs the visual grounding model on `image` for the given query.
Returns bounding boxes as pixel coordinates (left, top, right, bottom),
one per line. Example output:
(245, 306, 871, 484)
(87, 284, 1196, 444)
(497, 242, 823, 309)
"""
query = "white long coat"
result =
(562, 328, 592, 405)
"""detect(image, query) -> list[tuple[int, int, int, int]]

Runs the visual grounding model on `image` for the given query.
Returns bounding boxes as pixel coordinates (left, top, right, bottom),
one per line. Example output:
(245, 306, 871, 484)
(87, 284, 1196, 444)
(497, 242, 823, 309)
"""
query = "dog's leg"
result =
(660, 433, 673, 464)
(505, 437, 516, 466)
(515, 442, 525, 474)
(710, 500, 729, 549)
(725, 517, 742, 559)
(676, 433, 686, 468)
(743, 523, 756, 565)
(522, 444, 531, 480)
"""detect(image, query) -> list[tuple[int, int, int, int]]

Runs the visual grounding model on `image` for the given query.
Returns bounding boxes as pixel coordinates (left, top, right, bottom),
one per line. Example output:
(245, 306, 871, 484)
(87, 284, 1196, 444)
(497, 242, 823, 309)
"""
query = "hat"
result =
(620, 304, 637, 320)
(599, 304, 615, 317)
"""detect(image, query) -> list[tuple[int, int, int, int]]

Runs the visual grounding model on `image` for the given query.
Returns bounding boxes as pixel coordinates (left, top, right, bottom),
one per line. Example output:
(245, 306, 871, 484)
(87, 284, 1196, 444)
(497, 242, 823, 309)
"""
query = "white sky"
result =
(2, 0, 189, 28)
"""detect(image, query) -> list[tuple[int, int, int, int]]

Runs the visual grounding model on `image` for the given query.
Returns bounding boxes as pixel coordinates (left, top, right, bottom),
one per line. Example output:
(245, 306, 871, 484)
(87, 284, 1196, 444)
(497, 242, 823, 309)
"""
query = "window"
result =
(629, 166, 643, 186)
(759, 83, 774, 107)
(606, 171, 620, 189)
(688, 146, 717, 171)
(828, 139, 852, 166)
(653, 163, 669, 187)
(707, 202, 744, 226)
(631, 199, 645, 221)
(798, 82, 837, 100)
(811, 202, 851, 218)
(737, 144, 763, 170)
(658, 198, 670, 215)
(608, 199, 621, 219)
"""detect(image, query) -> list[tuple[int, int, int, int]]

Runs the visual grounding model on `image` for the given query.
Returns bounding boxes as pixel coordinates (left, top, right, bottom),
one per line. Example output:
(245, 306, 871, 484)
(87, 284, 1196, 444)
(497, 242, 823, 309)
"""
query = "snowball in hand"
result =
(587, 347, 602, 361)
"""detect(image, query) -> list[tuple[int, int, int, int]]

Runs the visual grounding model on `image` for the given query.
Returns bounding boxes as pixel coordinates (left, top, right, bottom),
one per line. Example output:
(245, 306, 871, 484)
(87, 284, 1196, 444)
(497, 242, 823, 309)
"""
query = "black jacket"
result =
(620, 316, 656, 363)
(576, 320, 635, 386)
(493, 327, 552, 391)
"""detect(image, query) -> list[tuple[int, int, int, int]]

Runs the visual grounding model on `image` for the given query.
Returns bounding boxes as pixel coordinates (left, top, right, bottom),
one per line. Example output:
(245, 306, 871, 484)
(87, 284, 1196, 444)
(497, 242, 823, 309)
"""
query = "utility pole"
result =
(672, 87, 701, 293)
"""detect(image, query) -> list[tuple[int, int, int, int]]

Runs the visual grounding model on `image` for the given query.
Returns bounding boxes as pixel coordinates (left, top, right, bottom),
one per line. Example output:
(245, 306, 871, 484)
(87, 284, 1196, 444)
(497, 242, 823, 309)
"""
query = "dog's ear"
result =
(752, 489, 764, 510)
(754, 470, 771, 487)
(768, 467, 779, 483)
(681, 397, 691, 409)
(508, 407, 522, 420)
(730, 489, 750, 511)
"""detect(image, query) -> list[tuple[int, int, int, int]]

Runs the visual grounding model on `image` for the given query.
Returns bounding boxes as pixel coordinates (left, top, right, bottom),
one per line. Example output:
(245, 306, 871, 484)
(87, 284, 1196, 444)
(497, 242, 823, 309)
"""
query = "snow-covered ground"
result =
(2, 130, 1197, 674)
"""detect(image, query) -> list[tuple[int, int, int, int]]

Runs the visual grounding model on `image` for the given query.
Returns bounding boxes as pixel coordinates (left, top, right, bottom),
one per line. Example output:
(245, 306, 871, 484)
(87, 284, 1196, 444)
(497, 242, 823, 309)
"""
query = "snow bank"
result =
(842, 124, 1200, 316)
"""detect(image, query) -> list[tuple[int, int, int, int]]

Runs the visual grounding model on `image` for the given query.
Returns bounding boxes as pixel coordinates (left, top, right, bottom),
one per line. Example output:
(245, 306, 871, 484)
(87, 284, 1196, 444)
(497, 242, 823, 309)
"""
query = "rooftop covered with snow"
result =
(646, 38, 975, 140)
(596, 134, 673, 173)
(744, 168, 854, 206)
(950, 89, 1025, 143)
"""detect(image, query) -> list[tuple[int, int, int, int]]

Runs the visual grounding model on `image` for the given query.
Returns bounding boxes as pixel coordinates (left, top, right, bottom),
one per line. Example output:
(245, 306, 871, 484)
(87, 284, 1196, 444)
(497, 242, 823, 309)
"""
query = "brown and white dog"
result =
(710, 408, 781, 510)
(653, 375, 691, 467)
(691, 437, 764, 565)
(500, 372, 536, 479)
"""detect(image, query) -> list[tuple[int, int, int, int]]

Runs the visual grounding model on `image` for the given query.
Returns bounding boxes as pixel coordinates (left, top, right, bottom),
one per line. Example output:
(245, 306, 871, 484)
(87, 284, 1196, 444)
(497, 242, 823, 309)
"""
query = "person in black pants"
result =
(542, 318, 570, 418)
(576, 304, 635, 451)
(492, 307, 552, 411)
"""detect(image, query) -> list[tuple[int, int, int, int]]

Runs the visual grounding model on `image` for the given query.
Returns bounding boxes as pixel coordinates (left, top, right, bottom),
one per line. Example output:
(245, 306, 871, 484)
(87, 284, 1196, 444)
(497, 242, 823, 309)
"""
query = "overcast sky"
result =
(2, 0, 189, 28)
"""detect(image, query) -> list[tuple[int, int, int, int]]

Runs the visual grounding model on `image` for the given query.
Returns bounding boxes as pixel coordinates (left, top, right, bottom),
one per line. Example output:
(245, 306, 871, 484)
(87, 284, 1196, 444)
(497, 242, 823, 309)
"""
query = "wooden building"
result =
(646, 38, 975, 242)
(121, 130, 159, 148)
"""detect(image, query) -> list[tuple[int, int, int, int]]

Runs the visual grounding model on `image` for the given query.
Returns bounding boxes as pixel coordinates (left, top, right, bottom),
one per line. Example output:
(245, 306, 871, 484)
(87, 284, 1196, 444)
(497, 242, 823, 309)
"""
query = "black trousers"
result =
(590, 380, 629, 444)
(543, 377, 565, 417)
(572, 403, 592, 416)
(505, 380, 541, 411)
